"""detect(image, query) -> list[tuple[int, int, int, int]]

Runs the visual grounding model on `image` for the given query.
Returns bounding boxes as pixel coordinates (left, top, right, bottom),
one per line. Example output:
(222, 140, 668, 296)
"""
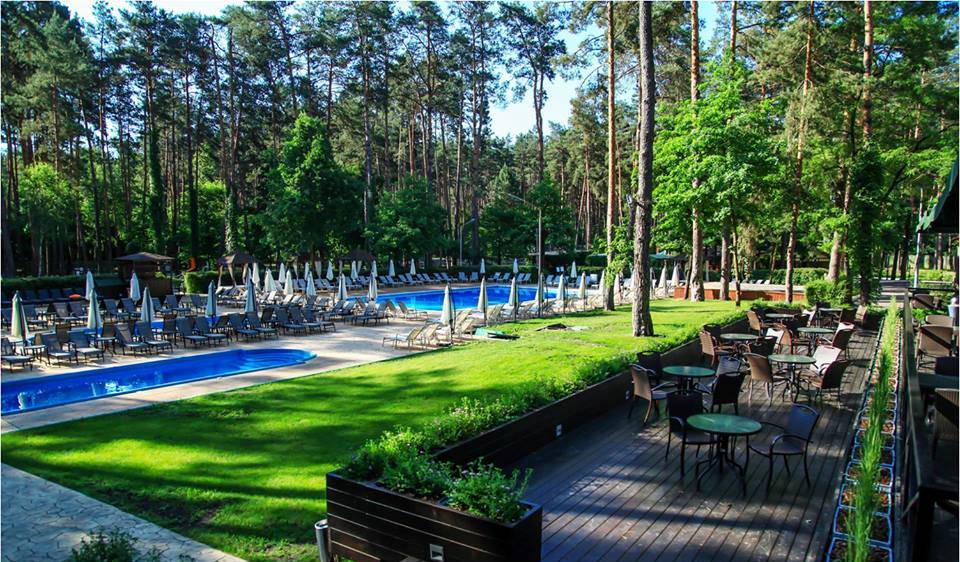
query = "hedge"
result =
(183, 271, 220, 294)
(747, 267, 828, 285)
(1, 274, 121, 292)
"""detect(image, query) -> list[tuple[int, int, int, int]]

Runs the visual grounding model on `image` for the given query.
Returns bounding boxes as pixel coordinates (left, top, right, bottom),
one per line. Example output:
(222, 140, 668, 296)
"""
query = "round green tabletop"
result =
(687, 413, 762, 436)
(820, 308, 843, 314)
(663, 365, 715, 378)
(769, 353, 816, 365)
(798, 327, 834, 335)
(766, 313, 796, 320)
(720, 333, 758, 342)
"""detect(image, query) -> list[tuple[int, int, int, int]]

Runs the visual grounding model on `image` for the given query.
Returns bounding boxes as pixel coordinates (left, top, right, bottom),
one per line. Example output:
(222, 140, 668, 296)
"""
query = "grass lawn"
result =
(3, 300, 741, 562)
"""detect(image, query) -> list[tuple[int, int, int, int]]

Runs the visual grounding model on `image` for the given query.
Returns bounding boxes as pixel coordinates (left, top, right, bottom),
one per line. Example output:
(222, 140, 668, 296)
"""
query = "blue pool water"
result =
(1, 348, 314, 415)
(388, 285, 554, 311)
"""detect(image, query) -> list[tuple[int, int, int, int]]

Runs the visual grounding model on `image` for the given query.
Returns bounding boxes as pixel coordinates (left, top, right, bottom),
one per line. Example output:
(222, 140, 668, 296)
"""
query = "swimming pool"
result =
(1, 348, 315, 415)
(387, 285, 554, 311)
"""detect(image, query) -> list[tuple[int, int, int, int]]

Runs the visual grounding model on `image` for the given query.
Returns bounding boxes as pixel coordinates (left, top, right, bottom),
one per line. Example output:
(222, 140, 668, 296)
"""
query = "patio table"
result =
(688, 413, 761, 494)
(765, 313, 797, 321)
(662, 365, 715, 391)
(769, 353, 816, 401)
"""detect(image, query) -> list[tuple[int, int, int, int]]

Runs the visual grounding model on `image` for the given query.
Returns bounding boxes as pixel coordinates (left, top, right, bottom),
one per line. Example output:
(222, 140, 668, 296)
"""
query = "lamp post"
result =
(459, 218, 476, 266)
(505, 193, 544, 297)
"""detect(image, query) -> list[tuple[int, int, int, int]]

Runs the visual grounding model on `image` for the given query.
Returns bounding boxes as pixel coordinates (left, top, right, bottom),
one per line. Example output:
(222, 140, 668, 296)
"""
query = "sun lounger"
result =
(195, 316, 227, 345)
(303, 307, 336, 332)
(382, 324, 426, 348)
(40, 332, 77, 365)
(136, 321, 173, 353)
(1, 337, 34, 370)
(176, 317, 208, 347)
(68, 331, 104, 362)
(397, 301, 427, 320)
(247, 312, 279, 339)
(228, 314, 259, 341)
(275, 308, 306, 335)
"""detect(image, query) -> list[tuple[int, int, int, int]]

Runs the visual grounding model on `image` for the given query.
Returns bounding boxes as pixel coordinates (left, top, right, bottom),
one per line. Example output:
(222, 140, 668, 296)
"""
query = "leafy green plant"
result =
(379, 453, 452, 500)
(343, 427, 435, 481)
(804, 279, 848, 306)
(447, 461, 532, 523)
(183, 271, 220, 294)
(69, 529, 164, 562)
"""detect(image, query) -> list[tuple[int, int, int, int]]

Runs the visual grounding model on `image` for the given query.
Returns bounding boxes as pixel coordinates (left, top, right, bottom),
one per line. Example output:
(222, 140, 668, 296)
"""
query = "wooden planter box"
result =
(327, 317, 747, 561)
(327, 472, 541, 562)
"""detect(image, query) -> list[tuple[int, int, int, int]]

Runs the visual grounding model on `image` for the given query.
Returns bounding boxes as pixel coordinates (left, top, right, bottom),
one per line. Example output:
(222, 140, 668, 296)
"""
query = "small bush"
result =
(69, 529, 163, 562)
(804, 279, 848, 306)
(2, 274, 118, 293)
(343, 427, 435, 481)
(379, 454, 452, 500)
(447, 461, 532, 523)
(183, 271, 220, 294)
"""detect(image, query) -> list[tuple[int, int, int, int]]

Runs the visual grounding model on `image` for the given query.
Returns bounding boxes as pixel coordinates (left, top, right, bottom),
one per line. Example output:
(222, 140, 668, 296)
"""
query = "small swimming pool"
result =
(1, 348, 315, 415)
(388, 285, 555, 311)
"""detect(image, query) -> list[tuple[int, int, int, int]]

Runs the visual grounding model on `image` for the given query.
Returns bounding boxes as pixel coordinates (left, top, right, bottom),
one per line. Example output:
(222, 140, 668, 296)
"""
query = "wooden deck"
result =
(512, 330, 878, 562)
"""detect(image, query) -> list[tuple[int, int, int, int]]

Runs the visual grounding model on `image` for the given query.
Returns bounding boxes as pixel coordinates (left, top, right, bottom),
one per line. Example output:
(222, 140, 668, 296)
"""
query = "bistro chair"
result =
(628, 365, 674, 424)
(636, 351, 666, 385)
(699, 362, 747, 414)
(744, 352, 789, 403)
(665, 390, 716, 477)
(747, 310, 766, 336)
(917, 325, 955, 368)
(700, 330, 734, 367)
(802, 360, 849, 404)
(925, 314, 954, 327)
(747, 404, 821, 492)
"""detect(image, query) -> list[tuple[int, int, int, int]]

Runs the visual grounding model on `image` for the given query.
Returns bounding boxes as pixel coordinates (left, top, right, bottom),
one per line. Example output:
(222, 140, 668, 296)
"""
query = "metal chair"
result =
(747, 404, 821, 492)
(628, 364, 674, 424)
(665, 390, 716, 477)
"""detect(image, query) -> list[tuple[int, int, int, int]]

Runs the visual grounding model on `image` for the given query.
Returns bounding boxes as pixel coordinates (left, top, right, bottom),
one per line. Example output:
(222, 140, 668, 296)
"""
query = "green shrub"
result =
(69, 529, 163, 562)
(379, 454, 452, 500)
(2, 274, 118, 293)
(344, 427, 435, 481)
(183, 271, 220, 294)
(749, 267, 827, 285)
(447, 461, 532, 523)
(804, 279, 848, 306)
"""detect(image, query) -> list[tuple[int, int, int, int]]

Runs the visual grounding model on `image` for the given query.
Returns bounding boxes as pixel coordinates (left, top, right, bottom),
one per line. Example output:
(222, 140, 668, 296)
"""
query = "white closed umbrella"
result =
(326, 261, 334, 281)
(513, 258, 519, 275)
(264, 268, 276, 292)
(10, 292, 30, 343)
(306, 275, 317, 297)
(579, 272, 587, 308)
(570, 261, 577, 278)
(371, 261, 378, 278)
(368, 276, 378, 302)
(252, 262, 260, 290)
(140, 287, 155, 323)
(337, 274, 348, 302)
(85, 270, 95, 298)
(659, 265, 668, 290)
(409, 260, 417, 276)
(477, 276, 488, 325)
(87, 289, 102, 331)
(599, 269, 606, 292)
(293, 263, 299, 280)
(279, 263, 287, 283)
(206, 281, 217, 317)
(508, 276, 519, 321)
(352, 261, 359, 280)
(284, 271, 294, 294)
(557, 275, 567, 314)
(535, 273, 545, 317)
(244, 276, 257, 313)
(388, 259, 396, 277)
(129, 272, 141, 301)
(670, 263, 680, 287)
(314, 261, 322, 279)
(304, 262, 311, 285)
(480, 258, 486, 276)
(440, 284, 455, 341)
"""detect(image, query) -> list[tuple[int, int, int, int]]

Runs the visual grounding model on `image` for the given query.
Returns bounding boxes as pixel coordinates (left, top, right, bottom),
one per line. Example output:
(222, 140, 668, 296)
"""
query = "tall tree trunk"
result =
(786, 1, 815, 304)
(720, 1, 737, 301)
(605, 1, 617, 311)
(632, 0, 655, 337)
(359, 31, 373, 226)
(184, 69, 198, 259)
(858, 0, 873, 303)
(688, 0, 705, 301)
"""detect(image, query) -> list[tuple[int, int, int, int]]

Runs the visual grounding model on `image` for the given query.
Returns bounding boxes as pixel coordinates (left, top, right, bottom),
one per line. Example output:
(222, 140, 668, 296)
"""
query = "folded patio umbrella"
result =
(388, 259, 396, 277)
(598, 270, 606, 293)
(368, 276, 378, 302)
(314, 261, 322, 280)
(87, 289, 102, 332)
(371, 260, 378, 278)
(570, 261, 577, 278)
(579, 272, 587, 304)
(508, 276, 519, 321)
(409, 260, 417, 276)
(326, 261, 334, 281)
(252, 262, 260, 290)
(337, 274, 348, 303)
(10, 292, 30, 343)
(477, 276, 488, 325)
(279, 263, 287, 283)
(244, 276, 257, 313)
(304, 262, 311, 284)
(306, 275, 317, 297)
(557, 275, 567, 314)
(480, 258, 486, 275)
(85, 270, 95, 298)
(440, 284, 455, 341)
(264, 268, 277, 293)
(293, 263, 299, 280)
(129, 272, 141, 301)
(206, 281, 217, 317)
(140, 287, 155, 323)
(352, 261, 359, 280)
(513, 258, 519, 274)
(284, 271, 294, 294)
(659, 265, 668, 290)
(670, 263, 680, 287)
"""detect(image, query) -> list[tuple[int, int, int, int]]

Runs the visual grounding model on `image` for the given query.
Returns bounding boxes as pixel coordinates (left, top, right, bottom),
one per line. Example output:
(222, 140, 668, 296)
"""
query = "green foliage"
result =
(182, 272, 219, 294)
(527, 178, 575, 255)
(367, 176, 450, 260)
(258, 114, 364, 259)
(749, 268, 828, 285)
(447, 461, 532, 523)
(69, 529, 164, 562)
(804, 279, 848, 306)
(846, 145, 886, 302)
(2, 274, 117, 292)
(480, 196, 534, 263)
(378, 453, 452, 500)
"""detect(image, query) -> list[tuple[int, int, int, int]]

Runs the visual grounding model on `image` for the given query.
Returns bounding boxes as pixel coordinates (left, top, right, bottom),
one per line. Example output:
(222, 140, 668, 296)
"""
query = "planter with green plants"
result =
(827, 302, 900, 562)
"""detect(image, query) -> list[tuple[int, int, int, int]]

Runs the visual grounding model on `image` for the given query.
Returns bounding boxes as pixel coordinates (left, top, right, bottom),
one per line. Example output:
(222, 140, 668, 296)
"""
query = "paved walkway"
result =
(1, 464, 245, 562)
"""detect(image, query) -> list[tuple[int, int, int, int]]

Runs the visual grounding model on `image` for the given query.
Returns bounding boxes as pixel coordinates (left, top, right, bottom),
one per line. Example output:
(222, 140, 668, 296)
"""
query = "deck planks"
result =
(512, 330, 878, 562)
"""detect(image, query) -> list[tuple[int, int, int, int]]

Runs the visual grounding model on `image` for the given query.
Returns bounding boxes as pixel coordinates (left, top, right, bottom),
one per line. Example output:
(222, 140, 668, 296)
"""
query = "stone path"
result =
(1, 464, 246, 562)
